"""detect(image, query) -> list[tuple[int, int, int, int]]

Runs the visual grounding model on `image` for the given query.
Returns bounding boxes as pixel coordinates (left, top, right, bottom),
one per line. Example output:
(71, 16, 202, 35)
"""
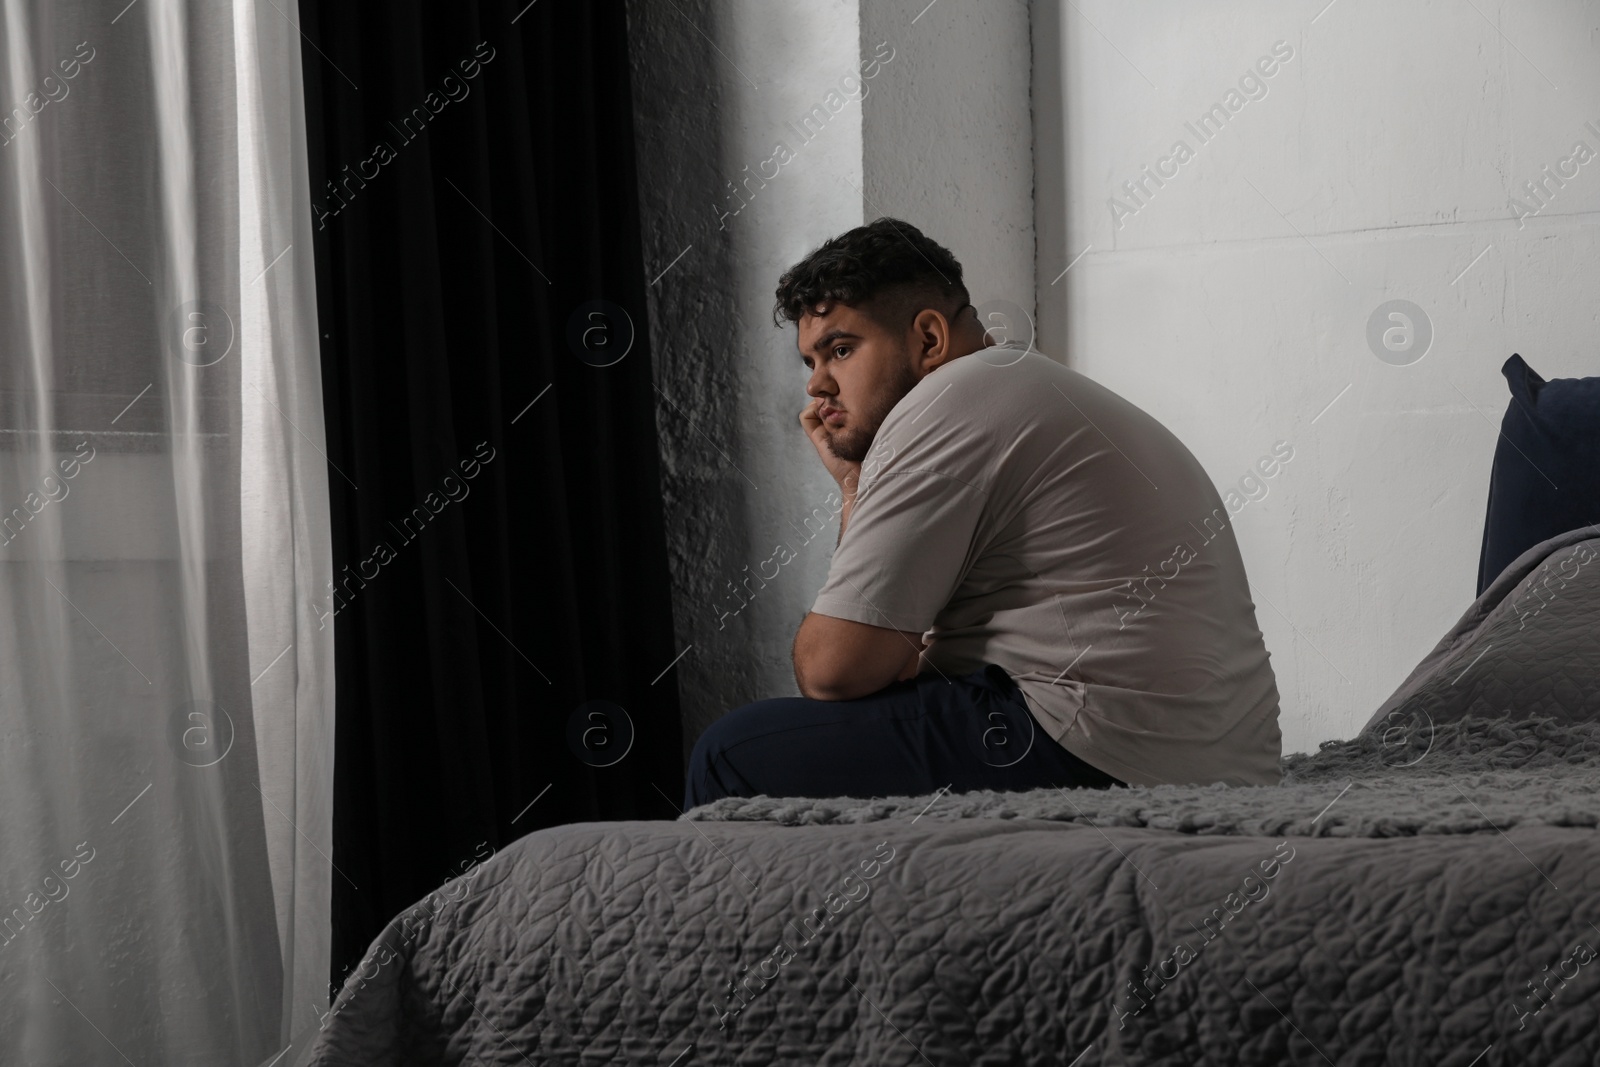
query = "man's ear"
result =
(908, 307, 955, 374)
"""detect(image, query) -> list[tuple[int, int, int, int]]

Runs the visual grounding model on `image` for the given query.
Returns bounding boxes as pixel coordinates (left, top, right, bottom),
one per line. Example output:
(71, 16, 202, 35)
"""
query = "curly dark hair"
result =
(771, 217, 969, 330)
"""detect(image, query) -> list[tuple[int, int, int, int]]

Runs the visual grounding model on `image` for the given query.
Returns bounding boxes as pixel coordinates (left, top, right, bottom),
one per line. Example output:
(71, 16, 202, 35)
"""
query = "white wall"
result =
(1034, 0, 1600, 755)
(627, 0, 1034, 753)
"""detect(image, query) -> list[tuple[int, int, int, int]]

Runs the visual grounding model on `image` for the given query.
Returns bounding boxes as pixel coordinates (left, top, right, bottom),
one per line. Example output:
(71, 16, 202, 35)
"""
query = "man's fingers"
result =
(799, 398, 825, 433)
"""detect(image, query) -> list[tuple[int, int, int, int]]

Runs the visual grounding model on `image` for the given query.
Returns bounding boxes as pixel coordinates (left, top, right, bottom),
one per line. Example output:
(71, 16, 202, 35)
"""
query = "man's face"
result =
(797, 301, 921, 463)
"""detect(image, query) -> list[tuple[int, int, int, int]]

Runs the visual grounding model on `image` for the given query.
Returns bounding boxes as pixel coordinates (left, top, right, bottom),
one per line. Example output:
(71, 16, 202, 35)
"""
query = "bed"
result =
(302, 524, 1600, 1066)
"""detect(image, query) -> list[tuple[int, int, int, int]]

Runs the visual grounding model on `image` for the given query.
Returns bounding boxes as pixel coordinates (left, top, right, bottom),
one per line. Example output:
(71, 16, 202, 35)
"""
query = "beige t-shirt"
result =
(810, 343, 1282, 787)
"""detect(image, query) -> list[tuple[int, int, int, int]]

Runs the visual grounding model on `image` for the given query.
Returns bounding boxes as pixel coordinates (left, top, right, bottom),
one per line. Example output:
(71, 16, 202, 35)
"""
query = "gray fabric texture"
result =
(682, 714, 1600, 839)
(303, 529, 1600, 1066)
(1361, 525, 1600, 731)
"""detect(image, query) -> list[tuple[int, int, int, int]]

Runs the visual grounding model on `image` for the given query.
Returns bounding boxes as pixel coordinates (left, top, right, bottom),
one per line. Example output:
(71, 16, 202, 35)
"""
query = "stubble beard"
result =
(825, 359, 920, 463)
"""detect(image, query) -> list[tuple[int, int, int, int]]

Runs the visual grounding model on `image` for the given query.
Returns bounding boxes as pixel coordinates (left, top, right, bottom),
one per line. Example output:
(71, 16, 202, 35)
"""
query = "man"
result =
(684, 218, 1281, 808)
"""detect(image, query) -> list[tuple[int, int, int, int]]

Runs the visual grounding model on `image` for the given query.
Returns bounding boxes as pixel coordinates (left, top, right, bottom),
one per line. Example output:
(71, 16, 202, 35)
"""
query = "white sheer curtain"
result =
(0, 1, 333, 1063)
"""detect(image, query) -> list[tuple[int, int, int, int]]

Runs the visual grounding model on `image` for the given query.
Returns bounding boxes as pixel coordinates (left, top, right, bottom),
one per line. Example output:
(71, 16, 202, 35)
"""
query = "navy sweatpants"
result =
(684, 663, 1124, 809)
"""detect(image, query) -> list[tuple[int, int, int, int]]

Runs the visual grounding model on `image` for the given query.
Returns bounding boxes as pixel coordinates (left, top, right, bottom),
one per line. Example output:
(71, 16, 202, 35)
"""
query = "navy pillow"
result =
(1476, 354, 1600, 595)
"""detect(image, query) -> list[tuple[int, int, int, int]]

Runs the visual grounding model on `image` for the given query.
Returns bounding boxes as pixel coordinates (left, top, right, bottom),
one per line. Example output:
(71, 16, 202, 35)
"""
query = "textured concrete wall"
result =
(625, 0, 864, 761)
(626, 0, 1035, 761)
(1033, 0, 1600, 755)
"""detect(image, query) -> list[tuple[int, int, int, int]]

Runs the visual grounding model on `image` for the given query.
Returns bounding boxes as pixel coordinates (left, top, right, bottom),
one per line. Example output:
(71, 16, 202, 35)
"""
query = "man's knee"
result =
(684, 701, 769, 808)
(685, 716, 725, 784)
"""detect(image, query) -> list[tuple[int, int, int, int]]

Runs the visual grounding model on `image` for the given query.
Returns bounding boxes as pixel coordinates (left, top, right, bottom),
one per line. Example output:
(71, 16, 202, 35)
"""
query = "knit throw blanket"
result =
(684, 715, 1600, 838)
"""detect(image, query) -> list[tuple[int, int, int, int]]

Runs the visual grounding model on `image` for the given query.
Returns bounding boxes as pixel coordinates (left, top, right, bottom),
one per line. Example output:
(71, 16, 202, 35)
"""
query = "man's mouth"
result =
(821, 405, 845, 424)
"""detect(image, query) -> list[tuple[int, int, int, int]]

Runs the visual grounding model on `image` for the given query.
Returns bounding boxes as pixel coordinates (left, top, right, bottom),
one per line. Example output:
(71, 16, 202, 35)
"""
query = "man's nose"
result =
(806, 366, 835, 399)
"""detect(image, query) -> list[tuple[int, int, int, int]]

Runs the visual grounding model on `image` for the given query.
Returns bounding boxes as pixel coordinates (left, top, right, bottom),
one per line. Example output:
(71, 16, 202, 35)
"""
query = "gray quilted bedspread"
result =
(303, 529, 1600, 1066)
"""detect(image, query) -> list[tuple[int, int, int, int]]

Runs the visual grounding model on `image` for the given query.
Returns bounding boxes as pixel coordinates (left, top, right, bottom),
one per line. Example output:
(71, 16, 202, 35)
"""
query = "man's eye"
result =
(834, 346, 850, 359)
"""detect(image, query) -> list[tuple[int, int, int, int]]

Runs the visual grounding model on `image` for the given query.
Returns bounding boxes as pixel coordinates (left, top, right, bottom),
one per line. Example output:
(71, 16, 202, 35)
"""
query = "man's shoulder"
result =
(881, 349, 1086, 450)
(949, 343, 1065, 381)
(868, 348, 1071, 484)
(902, 344, 1073, 412)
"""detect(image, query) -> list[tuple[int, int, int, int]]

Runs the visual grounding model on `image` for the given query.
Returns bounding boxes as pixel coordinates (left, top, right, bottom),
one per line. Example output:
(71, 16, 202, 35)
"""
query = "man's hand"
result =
(799, 397, 861, 498)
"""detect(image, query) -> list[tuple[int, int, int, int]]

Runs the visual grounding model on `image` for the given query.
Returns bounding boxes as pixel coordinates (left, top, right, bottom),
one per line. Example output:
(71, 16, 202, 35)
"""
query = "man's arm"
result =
(792, 612, 925, 700)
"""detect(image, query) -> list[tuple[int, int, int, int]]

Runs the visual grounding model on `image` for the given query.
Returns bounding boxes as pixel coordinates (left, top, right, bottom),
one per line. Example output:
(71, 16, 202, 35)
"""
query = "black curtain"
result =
(296, 0, 684, 993)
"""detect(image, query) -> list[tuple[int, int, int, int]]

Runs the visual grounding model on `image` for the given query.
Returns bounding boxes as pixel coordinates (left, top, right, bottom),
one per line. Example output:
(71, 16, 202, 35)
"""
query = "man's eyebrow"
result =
(802, 329, 860, 357)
